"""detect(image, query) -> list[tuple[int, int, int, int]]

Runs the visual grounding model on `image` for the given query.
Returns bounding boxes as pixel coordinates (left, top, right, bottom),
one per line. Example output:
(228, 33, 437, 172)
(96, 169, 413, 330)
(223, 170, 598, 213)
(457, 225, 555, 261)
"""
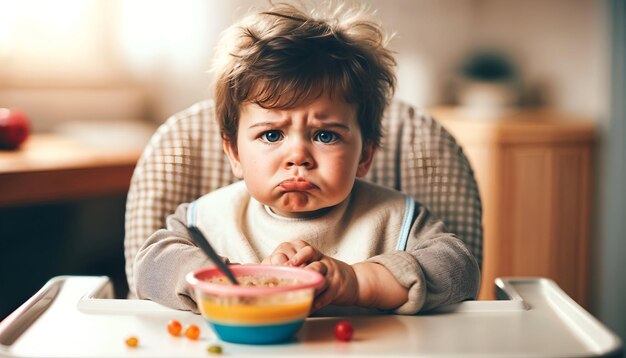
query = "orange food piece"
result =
(125, 336, 139, 347)
(167, 320, 182, 336)
(184, 324, 200, 340)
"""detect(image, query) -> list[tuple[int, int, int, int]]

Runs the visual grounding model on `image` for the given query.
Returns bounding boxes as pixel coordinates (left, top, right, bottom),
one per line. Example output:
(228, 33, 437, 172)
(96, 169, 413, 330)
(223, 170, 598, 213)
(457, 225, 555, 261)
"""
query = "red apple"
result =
(0, 108, 30, 149)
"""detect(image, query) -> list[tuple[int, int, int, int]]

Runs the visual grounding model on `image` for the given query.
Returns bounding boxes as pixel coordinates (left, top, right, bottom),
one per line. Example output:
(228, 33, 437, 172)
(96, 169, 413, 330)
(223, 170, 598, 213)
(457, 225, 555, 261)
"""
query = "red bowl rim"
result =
(186, 264, 324, 296)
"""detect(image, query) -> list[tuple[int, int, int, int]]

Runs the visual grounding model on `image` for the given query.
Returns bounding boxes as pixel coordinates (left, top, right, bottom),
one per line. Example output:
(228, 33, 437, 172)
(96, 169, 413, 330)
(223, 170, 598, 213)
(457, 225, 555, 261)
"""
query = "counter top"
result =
(429, 106, 595, 145)
(0, 134, 141, 206)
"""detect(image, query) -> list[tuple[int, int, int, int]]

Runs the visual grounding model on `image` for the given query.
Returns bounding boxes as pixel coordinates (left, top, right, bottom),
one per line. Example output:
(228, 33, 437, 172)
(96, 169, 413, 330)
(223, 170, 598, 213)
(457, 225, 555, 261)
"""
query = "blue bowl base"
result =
(208, 320, 304, 344)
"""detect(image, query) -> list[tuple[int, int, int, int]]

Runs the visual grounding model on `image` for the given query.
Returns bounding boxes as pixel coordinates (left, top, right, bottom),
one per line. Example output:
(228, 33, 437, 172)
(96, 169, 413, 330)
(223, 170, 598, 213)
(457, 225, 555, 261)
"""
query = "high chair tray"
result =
(0, 276, 621, 357)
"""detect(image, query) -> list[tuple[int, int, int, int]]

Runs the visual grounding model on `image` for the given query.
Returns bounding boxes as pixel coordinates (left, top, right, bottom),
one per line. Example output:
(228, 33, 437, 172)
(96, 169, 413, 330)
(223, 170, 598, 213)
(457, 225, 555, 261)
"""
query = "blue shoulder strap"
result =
(395, 195, 415, 251)
(187, 200, 198, 227)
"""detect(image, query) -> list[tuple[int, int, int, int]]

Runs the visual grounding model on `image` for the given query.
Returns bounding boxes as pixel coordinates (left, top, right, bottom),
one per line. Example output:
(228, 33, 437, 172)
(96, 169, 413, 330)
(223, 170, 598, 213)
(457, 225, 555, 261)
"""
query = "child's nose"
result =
(286, 158, 312, 168)
(285, 138, 314, 168)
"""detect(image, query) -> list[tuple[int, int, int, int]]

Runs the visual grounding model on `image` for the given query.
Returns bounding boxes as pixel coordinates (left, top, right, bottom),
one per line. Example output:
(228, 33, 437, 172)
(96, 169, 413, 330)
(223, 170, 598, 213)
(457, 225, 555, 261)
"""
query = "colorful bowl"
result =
(186, 265, 324, 344)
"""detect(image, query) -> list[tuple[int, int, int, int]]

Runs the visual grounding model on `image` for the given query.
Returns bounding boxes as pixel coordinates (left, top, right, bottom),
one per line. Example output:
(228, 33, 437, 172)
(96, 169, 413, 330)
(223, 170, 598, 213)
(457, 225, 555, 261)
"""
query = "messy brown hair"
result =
(212, 2, 396, 148)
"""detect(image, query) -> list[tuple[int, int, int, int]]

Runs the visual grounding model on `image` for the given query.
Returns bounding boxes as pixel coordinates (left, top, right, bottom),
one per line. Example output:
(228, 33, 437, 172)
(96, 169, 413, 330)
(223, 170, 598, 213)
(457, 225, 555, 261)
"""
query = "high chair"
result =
(123, 99, 483, 295)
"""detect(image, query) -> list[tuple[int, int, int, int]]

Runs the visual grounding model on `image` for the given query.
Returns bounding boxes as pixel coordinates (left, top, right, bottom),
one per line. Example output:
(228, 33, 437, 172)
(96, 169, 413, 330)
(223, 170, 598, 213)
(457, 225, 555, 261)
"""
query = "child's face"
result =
(224, 95, 375, 218)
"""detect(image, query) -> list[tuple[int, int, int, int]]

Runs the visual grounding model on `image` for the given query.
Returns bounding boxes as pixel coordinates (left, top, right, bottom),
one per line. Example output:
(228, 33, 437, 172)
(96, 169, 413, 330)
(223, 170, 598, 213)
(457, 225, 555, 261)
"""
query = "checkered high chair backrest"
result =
(124, 100, 483, 295)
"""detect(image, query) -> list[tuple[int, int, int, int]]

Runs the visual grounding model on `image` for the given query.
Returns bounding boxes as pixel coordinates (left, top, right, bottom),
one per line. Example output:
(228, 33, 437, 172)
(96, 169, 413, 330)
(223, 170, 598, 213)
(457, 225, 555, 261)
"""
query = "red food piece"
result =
(167, 319, 182, 336)
(334, 320, 353, 342)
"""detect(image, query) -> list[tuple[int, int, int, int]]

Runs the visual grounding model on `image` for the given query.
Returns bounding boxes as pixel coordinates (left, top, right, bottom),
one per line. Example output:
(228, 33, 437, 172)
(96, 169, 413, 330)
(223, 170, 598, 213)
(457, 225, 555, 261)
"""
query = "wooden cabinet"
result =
(430, 107, 594, 307)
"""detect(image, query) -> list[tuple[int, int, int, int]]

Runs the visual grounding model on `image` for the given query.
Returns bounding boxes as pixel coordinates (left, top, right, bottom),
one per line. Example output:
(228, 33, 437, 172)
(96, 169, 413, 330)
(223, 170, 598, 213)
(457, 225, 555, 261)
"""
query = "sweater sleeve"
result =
(366, 203, 481, 314)
(133, 203, 227, 313)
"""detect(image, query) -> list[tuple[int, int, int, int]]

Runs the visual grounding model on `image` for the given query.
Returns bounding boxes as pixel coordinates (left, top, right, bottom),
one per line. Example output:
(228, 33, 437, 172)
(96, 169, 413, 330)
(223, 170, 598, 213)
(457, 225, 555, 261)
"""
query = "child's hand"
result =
(261, 240, 322, 266)
(306, 256, 359, 310)
(261, 240, 360, 310)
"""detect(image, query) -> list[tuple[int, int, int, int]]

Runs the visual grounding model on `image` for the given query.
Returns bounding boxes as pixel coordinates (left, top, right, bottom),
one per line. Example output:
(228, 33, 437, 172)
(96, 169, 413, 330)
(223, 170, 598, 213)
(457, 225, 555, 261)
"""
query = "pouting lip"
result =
(278, 178, 318, 191)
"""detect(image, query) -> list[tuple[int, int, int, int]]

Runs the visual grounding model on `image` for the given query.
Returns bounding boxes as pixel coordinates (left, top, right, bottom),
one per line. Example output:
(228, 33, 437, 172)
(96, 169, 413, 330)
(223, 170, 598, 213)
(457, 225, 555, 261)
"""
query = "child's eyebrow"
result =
(247, 121, 285, 129)
(315, 122, 351, 131)
(247, 120, 351, 131)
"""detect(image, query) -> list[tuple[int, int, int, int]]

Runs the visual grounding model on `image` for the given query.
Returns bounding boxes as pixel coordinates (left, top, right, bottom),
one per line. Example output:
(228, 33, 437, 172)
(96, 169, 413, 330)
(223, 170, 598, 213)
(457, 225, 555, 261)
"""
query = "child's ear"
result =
(356, 142, 376, 177)
(223, 140, 244, 179)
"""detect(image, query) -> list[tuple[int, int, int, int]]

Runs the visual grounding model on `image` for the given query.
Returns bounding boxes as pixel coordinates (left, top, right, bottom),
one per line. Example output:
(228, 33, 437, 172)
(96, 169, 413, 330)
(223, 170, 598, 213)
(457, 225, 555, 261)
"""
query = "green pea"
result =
(207, 344, 223, 355)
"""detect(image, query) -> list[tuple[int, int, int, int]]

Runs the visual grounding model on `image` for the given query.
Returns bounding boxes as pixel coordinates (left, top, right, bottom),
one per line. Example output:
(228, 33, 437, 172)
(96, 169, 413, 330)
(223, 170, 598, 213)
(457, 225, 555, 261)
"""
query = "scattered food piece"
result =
(167, 319, 182, 336)
(334, 320, 354, 342)
(207, 344, 223, 354)
(185, 324, 201, 340)
(125, 336, 139, 348)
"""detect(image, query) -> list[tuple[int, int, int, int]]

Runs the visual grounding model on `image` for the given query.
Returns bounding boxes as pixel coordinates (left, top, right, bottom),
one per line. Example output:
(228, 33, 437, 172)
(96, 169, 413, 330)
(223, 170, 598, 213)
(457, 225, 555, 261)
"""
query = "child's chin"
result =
(289, 206, 336, 219)
(278, 192, 313, 210)
(270, 204, 332, 219)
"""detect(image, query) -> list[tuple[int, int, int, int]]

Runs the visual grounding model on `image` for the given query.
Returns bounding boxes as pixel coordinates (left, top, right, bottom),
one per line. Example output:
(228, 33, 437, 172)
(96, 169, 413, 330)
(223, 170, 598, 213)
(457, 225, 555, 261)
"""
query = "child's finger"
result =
(290, 245, 321, 266)
(275, 242, 298, 257)
(289, 239, 310, 250)
(312, 289, 334, 311)
(304, 261, 329, 295)
(304, 261, 327, 275)
(312, 278, 329, 298)
(269, 253, 290, 265)
(309, 280, 329, 313)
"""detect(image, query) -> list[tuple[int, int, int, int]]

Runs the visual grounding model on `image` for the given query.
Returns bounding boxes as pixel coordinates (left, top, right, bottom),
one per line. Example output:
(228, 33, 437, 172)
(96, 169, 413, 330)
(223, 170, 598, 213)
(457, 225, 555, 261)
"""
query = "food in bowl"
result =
(206, 275, 300, 287)
(186, 265, 324, 344)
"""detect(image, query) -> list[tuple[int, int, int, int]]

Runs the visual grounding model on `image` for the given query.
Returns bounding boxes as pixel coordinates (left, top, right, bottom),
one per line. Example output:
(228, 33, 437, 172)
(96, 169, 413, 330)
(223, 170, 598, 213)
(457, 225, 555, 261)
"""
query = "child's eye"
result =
(260, 130, 283, 143)
(314, 130, 338, 144)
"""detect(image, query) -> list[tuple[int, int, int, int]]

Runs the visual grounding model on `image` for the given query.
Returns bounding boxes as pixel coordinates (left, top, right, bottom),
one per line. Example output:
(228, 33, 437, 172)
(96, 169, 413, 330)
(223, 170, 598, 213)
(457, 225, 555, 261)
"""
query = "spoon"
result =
(188, 225, 239, 285)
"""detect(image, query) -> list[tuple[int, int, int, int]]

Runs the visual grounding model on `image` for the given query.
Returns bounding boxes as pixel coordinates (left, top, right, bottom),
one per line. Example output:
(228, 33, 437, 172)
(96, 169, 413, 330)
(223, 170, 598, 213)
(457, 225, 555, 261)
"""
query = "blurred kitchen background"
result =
(0, 0, 624, 342)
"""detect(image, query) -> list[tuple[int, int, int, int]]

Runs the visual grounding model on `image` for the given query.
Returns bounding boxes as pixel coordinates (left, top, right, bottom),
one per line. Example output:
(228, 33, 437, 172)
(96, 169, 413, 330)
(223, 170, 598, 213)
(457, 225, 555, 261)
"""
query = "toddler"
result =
(134, 2, 480, 314)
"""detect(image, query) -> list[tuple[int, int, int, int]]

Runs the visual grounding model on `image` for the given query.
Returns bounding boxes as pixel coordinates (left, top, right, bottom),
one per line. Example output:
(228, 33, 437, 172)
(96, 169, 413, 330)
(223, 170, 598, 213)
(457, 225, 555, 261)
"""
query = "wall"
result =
(592, 0, 626, 341)
(374, 0, 607, 116)
(110, 0, 608, 121)
(1, 1, 604, 124)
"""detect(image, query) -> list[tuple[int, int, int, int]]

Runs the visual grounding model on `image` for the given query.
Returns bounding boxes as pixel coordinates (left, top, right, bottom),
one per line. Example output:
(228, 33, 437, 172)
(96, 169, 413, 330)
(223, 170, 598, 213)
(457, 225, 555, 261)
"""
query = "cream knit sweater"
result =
(134, 179, 480, 314)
